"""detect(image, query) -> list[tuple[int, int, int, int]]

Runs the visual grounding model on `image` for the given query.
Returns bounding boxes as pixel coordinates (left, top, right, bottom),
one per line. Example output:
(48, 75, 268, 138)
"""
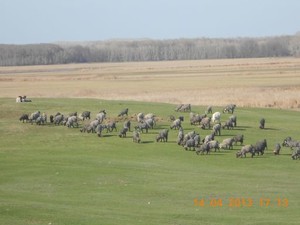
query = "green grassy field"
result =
(0, 98, 299, 225)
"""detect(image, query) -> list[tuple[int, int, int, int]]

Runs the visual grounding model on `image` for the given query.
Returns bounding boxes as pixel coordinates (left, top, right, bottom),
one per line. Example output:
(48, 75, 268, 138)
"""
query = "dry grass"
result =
(1, 58, 300, 109)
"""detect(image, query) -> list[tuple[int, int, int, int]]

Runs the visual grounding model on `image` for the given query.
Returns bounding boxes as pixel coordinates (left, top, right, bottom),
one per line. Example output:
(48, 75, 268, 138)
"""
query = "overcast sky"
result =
(2, 0, 300, 44)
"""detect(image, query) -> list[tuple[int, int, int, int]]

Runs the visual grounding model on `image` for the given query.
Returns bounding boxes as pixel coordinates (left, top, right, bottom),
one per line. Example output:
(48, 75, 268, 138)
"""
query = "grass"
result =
(0, 97, 299, 225)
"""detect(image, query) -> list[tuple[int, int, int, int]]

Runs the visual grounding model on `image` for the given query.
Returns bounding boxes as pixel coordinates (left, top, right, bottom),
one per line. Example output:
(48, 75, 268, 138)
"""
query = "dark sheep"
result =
(123, 120, 131, 131)
(196, 143, 210, 155)
(184, 139, 196, 150)
(291, 148, 300, 160)
(19, 114, 29, 123)
(206, 105, 213, 114)
(259, 118, 265, 129)
(81, 111, 91, 120)
(229, 115, 237, 127)
(273, 143, 281, 155)
(222, 119, 234, 130)
(118, 108, 129, 117)
(50, 115, 54, 123)
(254, 139, 267, 155)
(54, 114, 64, 125)
(135, 123, 150, 133)
(119, 127, 129, 138)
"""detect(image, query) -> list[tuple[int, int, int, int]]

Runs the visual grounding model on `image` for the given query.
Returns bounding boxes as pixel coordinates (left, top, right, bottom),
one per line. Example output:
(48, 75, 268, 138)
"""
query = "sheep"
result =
(291, 148, 300, 160)
(222, 119, 234, 130)
(96, 124, 107, 137)
(223, 104, 236, 114)
(259, 118, 265, 129)
(170, 119, 181, 130)
(212, 123, 221, 136)
(219, 137, 234, 150)
(211, 112, 221, 123)
(273, 143, 281, 155)
(19, 114, 29, 123)
(135, 123, 150, 133)
(89, 119, 100, 133)
(132, 130, 141, 143)
(36, 113, 47, 125)
(81, 111, 91, 120)
(203, 133, 215, 144)
(207, 140, 220, 152)
(137, 112, 144, 123)
(200, 117, 211, 129)
(119, 127, 129, 138)
(54, 114, 64, 125)
(123, 120, 131, 131)
(29, 111, 41, 124)
(176, 104, 191, 112)
(80, 124, 93, 133)
(106, 121, 117, 132)
(96, 111, 106, 124)
(184, 139, 196, 150)
(156, 129, 169, 142)
(229, 115, 237, 127)
(254, 139, 267, 155)
(233, 134, 244, 145)
(282, 137, 300, 149)
(193, 134, 201, 147)
(190, 114, 206, 125)
(236, 145, 255, 158)
(206, 105, 213, 114)
(49, 115, 54, 123)
(144, 118, 155, 129)
(196, 143, 210, 155)
(178, 116, 184, 122)
(66, 116, 78, 128)
(175, 129, 184, 146)
(118, 108, 129, 117)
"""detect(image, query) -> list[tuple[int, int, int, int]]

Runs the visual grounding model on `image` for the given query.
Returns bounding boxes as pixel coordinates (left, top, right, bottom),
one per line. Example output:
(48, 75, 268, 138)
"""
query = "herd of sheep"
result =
(19, 103, 300, 160)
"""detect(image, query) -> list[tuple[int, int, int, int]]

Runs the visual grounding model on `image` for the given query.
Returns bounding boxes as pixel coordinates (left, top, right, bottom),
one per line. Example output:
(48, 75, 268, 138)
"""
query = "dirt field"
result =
(1, 58, 300, 109)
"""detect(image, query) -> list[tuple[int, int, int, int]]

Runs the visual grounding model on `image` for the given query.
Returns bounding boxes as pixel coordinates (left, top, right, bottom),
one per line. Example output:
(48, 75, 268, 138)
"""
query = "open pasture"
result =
(1, 57, 300, 109)
(0, 97, 299, 225)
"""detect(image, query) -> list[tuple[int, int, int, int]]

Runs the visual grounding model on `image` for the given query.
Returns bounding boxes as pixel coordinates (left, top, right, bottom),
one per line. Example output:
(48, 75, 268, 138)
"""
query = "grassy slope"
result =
(0, 98, 299, 225)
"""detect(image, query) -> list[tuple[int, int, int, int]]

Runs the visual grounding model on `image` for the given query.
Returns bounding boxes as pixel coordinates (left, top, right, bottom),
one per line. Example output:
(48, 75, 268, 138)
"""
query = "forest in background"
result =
(0, 35, 300, 66)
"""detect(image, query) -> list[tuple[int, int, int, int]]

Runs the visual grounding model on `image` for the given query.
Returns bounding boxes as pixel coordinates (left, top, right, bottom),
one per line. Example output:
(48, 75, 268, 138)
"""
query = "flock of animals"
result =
(19, 103, 300, 160)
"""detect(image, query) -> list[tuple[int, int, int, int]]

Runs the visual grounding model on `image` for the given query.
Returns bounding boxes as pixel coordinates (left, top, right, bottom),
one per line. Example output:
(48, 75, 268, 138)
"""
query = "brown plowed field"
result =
(1, 58, 300, 109)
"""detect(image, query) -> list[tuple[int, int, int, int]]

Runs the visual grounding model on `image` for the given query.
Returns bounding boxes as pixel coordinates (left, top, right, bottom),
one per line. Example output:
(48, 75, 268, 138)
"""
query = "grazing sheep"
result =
(190, 114, 206, 125)
(184, 139, 196, 150)
(196, 143, 210, 155)
(236, 145, 255, 158)
(29, 111, 41, 124)
(119, 127, 129, 138)
(177, 127, 184, 145)
(193, 134, 201, 147)
(200, 117, 211, 129)
(36, 113, 47, 125)
(254, 139, 267, 155)
(19, 114, 29, 123)
(156, 129, 169, 142)
(106, 121, 117, 132)
(211, 112, 221, 123)
(222, 119, 234, 130)
(170, 119, 181, 130)
(229, 115, 237, 127)
(203, 132, 215, 144)
(233, 134, 244, 145)
(137, 112, 144, 123)
(291, 148, 300, 160)
(212, 123, 221, 136)
(219, 137, 234, 150)
(96, 111, 106, 124)
(54, 114, 64, 125)
(49, 115, 54, 123)
(132, 130, 141, 143)
(81, 111, 91, 120)
(282, 137, 300, 149)
(123, 120, 131, 131)
(176, 104, 191, 112)
(118, 108, 129, 117)
(259, 118, 265, 129)
(207, 140, 220, 152)
(66, 116, 78, 128)
(135, 123, 150, 133)
(206, 105, 213, 114)
(96, 124, 107, 137)
(273, 143, 281, 155)
(144, 118, 155, 129)
(89, 119, 100, 133)
(80, 124, 93, 133)
(223, 104, 236, 114)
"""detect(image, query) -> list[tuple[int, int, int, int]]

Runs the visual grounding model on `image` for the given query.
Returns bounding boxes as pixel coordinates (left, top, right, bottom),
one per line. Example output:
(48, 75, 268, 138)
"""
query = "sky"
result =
(1, 0, 300, 44)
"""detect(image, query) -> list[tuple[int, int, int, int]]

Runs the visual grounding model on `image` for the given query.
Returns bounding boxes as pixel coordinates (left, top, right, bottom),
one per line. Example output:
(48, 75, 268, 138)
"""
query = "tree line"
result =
(0, 35, 300, 66)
